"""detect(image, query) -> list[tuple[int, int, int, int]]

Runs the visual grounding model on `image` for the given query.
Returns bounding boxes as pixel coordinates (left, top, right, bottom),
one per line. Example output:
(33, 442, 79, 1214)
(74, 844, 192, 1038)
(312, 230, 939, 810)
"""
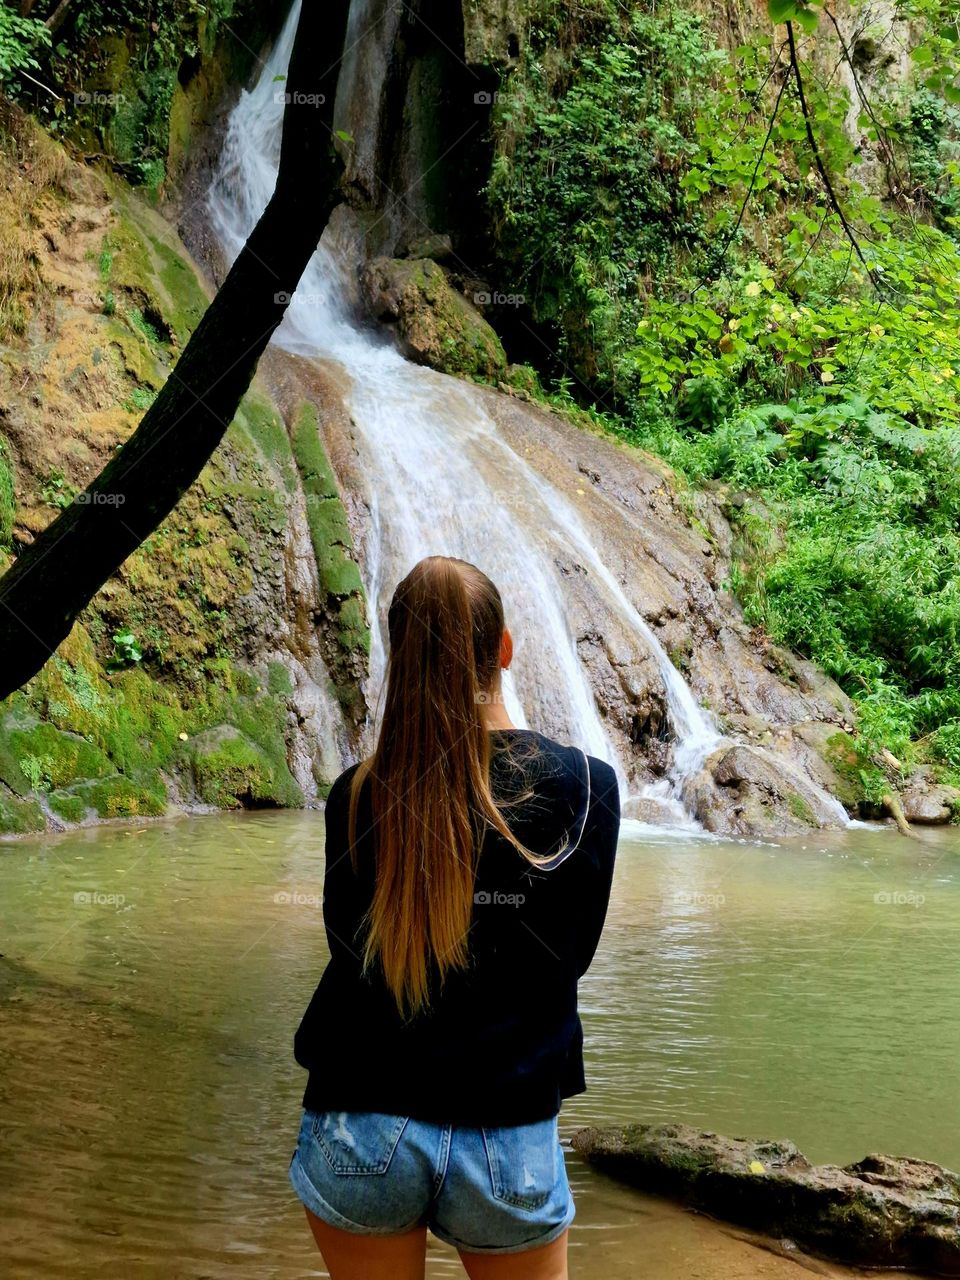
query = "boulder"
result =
(360, 257, 507, 380)
(682, 742, 845, 837)
(900, 773, 960, 825)
(572, 1123, 960, 1275)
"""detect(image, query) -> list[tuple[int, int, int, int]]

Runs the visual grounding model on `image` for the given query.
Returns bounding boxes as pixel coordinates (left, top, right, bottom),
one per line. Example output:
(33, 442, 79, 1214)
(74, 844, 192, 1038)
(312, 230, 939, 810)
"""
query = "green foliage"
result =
(488, 2, 721, 391)
(0, 6, 50, 82)
(39, 468, 75, 509)
(488, 0, 960, 773)
(108, 628, 143, 671)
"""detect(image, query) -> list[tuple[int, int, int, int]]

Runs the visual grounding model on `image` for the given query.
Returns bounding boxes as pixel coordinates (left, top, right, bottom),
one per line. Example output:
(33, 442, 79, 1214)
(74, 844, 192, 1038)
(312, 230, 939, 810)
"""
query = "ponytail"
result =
(348, 556, 529, 1017)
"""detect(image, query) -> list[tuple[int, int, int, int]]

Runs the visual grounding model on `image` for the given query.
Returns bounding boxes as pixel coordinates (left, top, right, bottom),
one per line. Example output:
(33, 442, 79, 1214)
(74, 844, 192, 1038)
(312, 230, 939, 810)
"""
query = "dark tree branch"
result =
(44, 0, 72, 36)
(821, 7, 911, 211)
(785, 20, 880, 290)
(0, 1, 352, 699)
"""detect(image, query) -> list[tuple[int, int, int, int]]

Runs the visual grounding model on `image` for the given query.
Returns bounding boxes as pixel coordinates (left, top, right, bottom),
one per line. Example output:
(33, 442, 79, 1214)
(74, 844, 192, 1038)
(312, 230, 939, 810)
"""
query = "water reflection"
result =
(1, 811, 953, 1277)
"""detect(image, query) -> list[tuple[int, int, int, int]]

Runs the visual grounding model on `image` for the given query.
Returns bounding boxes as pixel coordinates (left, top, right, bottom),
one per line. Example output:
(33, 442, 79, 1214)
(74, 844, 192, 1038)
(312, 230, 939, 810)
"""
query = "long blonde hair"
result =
(348, 556, 529, 1017)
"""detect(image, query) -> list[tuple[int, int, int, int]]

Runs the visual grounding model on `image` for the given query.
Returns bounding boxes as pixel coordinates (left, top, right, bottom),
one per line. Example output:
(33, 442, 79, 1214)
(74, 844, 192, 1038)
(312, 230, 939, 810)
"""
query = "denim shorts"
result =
(288, 1109, 575, 1255)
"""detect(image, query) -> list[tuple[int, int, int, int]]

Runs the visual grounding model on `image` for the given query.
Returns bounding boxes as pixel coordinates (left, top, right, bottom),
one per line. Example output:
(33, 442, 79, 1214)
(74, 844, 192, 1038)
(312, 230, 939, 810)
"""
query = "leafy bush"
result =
(0, 6, 50, 83)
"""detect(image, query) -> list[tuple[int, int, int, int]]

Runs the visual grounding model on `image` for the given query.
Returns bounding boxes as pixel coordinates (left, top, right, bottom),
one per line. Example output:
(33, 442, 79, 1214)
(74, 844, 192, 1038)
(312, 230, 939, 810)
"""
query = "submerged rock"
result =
(572, 1123, 960, 1275)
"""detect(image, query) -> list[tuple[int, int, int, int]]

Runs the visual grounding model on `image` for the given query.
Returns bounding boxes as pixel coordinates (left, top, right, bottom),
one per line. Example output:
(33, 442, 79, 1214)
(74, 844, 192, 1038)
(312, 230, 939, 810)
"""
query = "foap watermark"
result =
(475, 690, 507, 706)
(74, 890, 126, 907)
(873, 890, 925, 908)
(274, 889, 321, 908)
(74, 90, 125, 106)
(74, 491, 125, 507)
(674, 890, 726, 908)
(473, 90, 499, 106)
(474, 290, 525, 308)
(474, 889, 526, 907)
(273, 90, 326, 107)
(274, 291, 328, 306)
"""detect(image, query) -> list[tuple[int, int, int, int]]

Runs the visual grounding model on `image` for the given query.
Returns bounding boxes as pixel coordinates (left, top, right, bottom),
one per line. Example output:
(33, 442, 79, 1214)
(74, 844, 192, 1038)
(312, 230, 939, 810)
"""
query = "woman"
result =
(289, 556, 620, 1279)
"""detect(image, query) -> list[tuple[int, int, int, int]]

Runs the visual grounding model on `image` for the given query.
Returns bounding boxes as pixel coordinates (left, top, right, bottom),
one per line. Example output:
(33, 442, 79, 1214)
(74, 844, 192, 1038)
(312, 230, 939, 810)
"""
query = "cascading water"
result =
(207, 0, 847, 827)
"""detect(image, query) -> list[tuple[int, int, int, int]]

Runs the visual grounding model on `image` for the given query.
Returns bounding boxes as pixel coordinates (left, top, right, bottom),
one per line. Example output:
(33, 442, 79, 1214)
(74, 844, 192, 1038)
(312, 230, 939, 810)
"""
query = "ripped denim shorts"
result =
(288, 1109, 575, 1255)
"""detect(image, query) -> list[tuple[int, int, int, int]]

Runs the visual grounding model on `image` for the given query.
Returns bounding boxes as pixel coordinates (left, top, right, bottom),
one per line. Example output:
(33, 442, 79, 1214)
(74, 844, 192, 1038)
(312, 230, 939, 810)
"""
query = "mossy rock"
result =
(187, 724, 303, 810)
(5, 721, 114, 791)
(47, 790, 91, 824)
(81, 771, 168, 820)
(267, 661, 294, 698)
(0, 438, 14, 547)
(291, 402, 368, 611)
(47, 772, 166, 823)
(0, 788, 45, 835)
(233, 390, 298, 494)
(825, 732, 880, 810)
(360, 257, 508, 380)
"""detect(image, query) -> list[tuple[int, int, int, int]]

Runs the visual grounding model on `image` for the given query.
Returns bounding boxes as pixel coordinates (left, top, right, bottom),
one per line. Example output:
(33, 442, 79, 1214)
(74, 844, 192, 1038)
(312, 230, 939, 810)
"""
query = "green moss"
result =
(0, 788, 45, 835)
(149, 234, 208, 345)
(291, 401, 367, 610)
(48, 790, 89, 824)
(106, 317, 166, 392)
(0, 438, 14, 547)
(267, 661, 294, 697)
(6, 722, 113, 791)
(825, 732, 886, 809)
(232, 391, 297, 493)
(786, 791, 816, 826)
(337, 595, 371, 655)
(189, 725, 303, 810)
(82, 772, 168, 819)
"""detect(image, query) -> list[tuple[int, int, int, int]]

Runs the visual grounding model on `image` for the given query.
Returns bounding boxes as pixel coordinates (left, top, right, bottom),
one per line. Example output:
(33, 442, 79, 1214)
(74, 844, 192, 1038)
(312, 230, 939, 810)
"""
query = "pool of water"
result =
(1, 811, 956, 1278)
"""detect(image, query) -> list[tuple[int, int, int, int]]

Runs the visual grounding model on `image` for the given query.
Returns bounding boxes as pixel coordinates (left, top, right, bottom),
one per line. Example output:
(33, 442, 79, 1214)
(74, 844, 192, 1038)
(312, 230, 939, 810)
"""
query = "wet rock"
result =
(571, 1123, 960, 1275)
(900, 772, 960, 825)
(402, 232, 454, 263)
(683, 742, 841, 836)
(360, 257, 507, 380)
(620, 795, 684, 826)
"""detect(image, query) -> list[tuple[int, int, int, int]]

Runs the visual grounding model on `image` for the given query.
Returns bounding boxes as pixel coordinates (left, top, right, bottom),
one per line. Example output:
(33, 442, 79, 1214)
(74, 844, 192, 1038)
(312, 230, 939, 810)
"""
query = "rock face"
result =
(900, 771, 960, 825)
(683, 742, 846, 836)
(0, 110, 362, 835)
(572, 1123, 960, 1275)
(360, 257, 507, 380)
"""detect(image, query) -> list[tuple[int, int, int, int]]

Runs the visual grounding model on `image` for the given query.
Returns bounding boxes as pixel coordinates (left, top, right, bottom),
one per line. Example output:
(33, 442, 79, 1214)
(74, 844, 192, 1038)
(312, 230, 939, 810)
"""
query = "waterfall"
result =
(206, 0, 846, 828)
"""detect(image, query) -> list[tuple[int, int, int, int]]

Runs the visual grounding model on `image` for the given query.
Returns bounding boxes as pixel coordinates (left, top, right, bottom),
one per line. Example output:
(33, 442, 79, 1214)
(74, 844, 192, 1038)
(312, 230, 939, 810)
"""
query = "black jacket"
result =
(294, 728, 620, 1125)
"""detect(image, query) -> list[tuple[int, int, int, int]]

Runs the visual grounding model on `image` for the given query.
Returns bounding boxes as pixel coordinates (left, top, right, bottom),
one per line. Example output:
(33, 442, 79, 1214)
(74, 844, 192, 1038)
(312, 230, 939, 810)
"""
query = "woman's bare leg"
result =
(304, 1208, 427, 1280)
(458, 1230, 569, 1280)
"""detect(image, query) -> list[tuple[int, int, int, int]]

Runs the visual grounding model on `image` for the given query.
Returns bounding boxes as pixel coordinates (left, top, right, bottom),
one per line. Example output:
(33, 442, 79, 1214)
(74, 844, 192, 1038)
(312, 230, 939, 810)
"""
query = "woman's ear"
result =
(500, 628, 513, 671)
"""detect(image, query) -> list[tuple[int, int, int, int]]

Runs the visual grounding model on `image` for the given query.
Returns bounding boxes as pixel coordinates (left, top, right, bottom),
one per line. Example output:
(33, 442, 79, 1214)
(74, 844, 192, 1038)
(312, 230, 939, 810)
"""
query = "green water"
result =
(1, 811, 956, 1278)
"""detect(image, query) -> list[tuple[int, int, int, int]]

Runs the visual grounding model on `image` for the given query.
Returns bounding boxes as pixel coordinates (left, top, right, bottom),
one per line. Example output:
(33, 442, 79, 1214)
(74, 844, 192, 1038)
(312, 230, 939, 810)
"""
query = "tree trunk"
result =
(0, 1, 351, 700)
(44, 0, 73, 37)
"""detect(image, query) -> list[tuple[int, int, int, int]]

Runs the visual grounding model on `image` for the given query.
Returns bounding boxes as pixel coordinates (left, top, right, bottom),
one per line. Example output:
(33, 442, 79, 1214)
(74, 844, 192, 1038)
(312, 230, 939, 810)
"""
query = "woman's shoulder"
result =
(494, 729, 617, 793)
(324, 761, 365, 812)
